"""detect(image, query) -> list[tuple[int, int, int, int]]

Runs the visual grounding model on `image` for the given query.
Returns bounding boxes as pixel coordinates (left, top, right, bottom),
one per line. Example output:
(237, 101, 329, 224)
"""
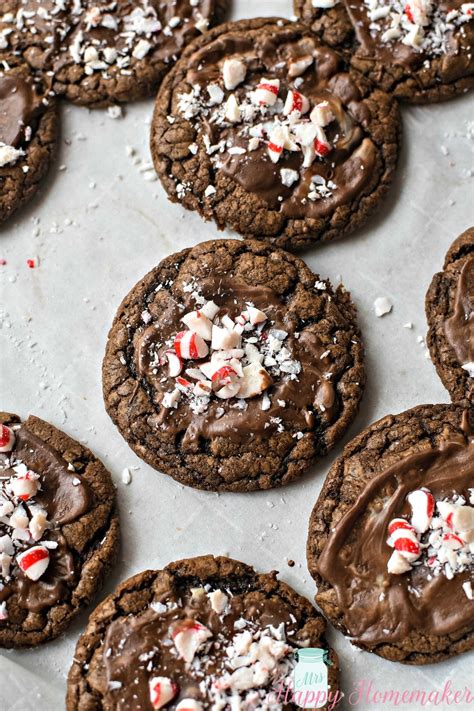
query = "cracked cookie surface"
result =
(0, 63, 58, 224)
(294, 0, 474, 103)
(1, 0, 226, 107)
(151, 17, 400, 250)
(0, 412, 119, 647)
(66, 554, 340, 710)
(307, 404, 474, 664)
(426, 227, 474, 407)
(102, 239, 365, 492)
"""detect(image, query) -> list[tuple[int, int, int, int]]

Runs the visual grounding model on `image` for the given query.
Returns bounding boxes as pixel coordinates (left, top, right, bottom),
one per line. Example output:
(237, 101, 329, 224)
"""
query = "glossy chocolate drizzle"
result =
(0, 74, 43, 148)
(317, 419, 474, 645)
(184, 27, 376, 219)
(136, 277, 337, 450)
(445, 256, 474, 368)
(0, 425, 92, 613)
(104, 586, 298, 710)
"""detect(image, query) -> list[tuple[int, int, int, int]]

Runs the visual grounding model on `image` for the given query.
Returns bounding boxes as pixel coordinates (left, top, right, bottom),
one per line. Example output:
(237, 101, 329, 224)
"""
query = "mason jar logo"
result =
(292, 647, 330, 708)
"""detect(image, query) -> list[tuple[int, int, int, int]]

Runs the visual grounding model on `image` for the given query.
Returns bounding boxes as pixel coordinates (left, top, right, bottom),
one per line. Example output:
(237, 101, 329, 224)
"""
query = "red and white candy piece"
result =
(283, 90, 309, 117)
(254, 78, 280, 106)
(407, 488, 435, 534)
(441, 532, 465, 550)
(404, 0, 429, 26)
(387, 519, 421, 562)
(211, 364, 238, 387)
(267, 125, 298, 164)
(16, 545, 50, 581)
(10, 471, 39, 502)
(174, 331, 209, 360)
(164, 349, 182, 377)
(0, 424, 15, 453)
(148, 677, 178, 710)
(222, 57, 247, 90)
(237, 363, 272, 399)
(314, 126, 331, 157)
(181, 310, 213, 341)
(172, 620, 212, 663)
(310, 101, 334, 127)
(176, 700, 203, 711)
(436, 500, 456, 529)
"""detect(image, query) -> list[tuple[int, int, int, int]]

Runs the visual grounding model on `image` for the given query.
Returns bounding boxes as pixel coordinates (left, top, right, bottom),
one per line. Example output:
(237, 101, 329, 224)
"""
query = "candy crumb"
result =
(374, 296, 393, 317)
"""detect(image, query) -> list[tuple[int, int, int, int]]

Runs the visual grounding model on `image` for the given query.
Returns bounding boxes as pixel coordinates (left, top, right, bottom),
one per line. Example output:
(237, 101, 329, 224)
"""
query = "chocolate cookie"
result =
(150, 17, 400, 250)
(0, 412, 119, 648)
(0, 63, 58, 224)
(1, 0, 226, 107)
(426, 228, 474, 407)
(66, 554, 340, 710)
(307, 404, 474, 664)
(102, 239, 365, 492)
(294, 1, 474, 103)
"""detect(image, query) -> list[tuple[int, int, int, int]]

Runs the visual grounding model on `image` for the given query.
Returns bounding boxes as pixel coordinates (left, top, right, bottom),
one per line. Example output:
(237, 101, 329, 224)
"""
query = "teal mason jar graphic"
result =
(292, 647, 329, 708)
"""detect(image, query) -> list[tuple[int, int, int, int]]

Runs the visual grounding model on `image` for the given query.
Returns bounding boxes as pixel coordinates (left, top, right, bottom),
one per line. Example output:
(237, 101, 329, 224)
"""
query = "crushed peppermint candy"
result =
(0, 0, 213, 79)
(174, 55, 348, 204)
(152, 296, 301, 414)
(361, 0, 474, 53)
(106, 584, 316, 709)
(0, 452, 52, 617)
(386, 487, 474, 599)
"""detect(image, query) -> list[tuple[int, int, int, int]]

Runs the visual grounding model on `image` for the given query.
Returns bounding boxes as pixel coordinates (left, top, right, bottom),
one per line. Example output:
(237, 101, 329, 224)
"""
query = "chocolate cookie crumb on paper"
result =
(66, 555, 340, 710)
(426, 227, 474, 407)
(294, 0, 474, 103)
(308, 404, 474, 664)
(0, 412, 119, 648)
(151, 17, 400, 250)
(102, 239, 365, 492)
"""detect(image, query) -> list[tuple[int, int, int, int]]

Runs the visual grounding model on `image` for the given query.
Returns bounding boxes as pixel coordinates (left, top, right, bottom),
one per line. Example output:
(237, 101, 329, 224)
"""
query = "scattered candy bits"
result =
(386, 487, 474, 598)
(361, 0, 473, 53)
(176, 55, 342, 203)
(154, 293, 301, 414)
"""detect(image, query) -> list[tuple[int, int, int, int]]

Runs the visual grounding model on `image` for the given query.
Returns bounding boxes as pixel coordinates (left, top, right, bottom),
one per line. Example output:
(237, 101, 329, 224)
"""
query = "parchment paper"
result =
(1, 1, 473, 708)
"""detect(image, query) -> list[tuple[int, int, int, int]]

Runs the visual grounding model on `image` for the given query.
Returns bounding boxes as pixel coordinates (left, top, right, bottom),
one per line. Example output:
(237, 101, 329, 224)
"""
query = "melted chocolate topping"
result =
(182, 26, 377, 219)
(104, 585, 300, 710)
(445, 256, 474, 368)
(345, 0, 473, 73)
(317, 422, 474, 645)
(0, 424, 93, 613)
(0, 74, 43, 147)
(135, 277, 337, 449)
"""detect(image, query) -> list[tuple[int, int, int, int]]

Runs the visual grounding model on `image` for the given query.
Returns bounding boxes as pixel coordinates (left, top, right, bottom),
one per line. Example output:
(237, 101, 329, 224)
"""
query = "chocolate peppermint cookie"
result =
(426, 228, 474, 407)
(294, 0, 474, 103)
(0, 63, 58, 224)
(0, 412, 119, 647)
(102, 239, 365, 492)
(307, 404, 474, 664)
(66, 555, 340, 710)
(151, 18, 400, 250)
(1, 0, 225, 107)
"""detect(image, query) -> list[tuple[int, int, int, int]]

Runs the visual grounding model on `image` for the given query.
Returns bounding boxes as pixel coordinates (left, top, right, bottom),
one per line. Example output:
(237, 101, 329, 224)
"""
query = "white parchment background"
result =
(1, 1, 473, 708)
